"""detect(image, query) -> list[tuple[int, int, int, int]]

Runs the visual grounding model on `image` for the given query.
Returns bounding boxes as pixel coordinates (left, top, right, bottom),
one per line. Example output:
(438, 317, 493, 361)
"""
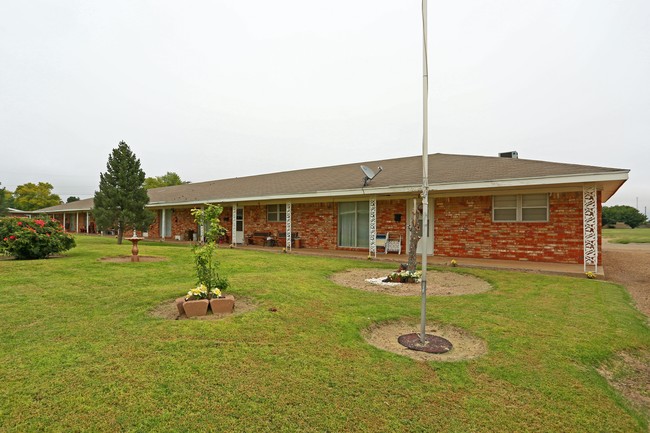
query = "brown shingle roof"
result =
(35, 153, 628, 212)
(146, 153, 627, 204)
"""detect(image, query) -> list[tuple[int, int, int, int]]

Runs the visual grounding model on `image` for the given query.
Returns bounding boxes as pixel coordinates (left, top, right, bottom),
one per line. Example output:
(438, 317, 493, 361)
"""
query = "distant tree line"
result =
(0, 168, 187, 218)
(0, 181, 62, 213)
(602, 205, 647, 228)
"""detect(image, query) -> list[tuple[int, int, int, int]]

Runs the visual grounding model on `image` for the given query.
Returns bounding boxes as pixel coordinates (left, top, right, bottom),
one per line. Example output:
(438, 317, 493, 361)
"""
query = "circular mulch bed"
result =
(150, 296, 257, 320)
(330, 268, 492, 296)
(363, 321, 488, 362)
(98, 255, 168, 263)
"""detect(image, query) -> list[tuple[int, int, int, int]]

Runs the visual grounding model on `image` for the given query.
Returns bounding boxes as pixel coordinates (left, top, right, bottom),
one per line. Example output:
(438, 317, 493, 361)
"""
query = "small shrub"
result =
(0, 217, 76, 260)
(190, 205, 229, 292)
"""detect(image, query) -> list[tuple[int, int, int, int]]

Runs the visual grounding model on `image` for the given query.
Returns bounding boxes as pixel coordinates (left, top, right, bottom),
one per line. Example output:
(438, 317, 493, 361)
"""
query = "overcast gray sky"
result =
(1, 0, 648, 213)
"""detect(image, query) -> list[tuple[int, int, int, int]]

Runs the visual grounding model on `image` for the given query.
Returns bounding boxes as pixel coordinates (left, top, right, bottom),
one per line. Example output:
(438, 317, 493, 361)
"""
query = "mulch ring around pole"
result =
(363, 321, 487, 362)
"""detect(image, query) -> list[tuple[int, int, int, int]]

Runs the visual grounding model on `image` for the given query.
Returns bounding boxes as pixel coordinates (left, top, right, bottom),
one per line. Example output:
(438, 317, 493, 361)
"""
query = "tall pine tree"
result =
(93, 141, 153, 244)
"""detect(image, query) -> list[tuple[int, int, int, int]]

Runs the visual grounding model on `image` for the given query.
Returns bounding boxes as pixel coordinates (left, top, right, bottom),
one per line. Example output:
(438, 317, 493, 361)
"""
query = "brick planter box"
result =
(210, 295, 235, 314)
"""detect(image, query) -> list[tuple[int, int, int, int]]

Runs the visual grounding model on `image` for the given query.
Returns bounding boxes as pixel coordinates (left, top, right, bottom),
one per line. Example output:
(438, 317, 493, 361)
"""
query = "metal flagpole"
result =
(420, 0, 429, 344)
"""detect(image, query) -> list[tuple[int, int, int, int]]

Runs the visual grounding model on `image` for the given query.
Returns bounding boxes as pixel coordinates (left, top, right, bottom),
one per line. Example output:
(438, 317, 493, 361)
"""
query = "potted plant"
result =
(383, 269, 423, 284)
(208, 287, 235, 314)
(182, 284, 210, 317)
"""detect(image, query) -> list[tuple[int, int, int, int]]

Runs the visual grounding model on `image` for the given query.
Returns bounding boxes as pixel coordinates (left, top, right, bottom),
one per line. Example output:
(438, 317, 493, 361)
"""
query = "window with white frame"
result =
(267, 204, 286, 222)
(338, 201, 369, 248)
(493, 194, 548, 222)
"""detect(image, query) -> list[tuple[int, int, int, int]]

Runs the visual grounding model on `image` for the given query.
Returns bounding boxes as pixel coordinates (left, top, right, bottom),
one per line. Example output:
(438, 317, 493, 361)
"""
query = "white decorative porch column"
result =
(369, 197, 377, 258)
(76, 212, 79, 233)
(285, 202, 292, 252)
(86, 212, 90, 233)
(161, 209, 166, 240)
(583, 185, 598, 273)
(199, 206, 205, 242)
(63, 213, 66, 232)
(231, 204, 237, 246)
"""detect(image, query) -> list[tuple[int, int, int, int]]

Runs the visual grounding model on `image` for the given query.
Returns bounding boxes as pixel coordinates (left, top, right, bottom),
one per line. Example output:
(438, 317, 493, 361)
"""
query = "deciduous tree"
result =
(13, 182, 61, 211)
(0, 183, 9, 216)
(144, 172, 189, 189)
(602, 205, 647, 228)
(93, 141, 154, 244)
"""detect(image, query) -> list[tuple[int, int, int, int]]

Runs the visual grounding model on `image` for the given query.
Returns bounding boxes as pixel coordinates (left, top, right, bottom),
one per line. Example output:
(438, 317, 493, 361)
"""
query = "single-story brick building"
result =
(35, 153, 628, 271)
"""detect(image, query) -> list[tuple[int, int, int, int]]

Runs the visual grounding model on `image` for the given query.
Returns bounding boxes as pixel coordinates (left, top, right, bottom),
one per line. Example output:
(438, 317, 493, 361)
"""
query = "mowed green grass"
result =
(603, 227, 650, 244)
(1, 236, 648, 432)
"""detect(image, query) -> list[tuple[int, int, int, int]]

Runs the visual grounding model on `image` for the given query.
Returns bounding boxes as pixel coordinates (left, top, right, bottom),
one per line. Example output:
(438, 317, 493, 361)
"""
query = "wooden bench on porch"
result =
(247, 231, 275, 246)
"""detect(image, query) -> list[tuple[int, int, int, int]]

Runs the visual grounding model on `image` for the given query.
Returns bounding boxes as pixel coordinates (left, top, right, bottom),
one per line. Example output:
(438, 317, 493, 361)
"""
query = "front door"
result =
(235, 208, 244, 244)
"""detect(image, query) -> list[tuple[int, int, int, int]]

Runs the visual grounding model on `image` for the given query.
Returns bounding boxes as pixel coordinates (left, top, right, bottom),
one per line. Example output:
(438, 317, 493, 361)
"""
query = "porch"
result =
(236, 244, 595, 278)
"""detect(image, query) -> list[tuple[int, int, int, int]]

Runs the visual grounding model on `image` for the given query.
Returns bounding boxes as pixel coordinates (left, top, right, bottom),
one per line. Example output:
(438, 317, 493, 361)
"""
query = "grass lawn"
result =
(1, 236, 649, 432)
(603, 228, 650, 244)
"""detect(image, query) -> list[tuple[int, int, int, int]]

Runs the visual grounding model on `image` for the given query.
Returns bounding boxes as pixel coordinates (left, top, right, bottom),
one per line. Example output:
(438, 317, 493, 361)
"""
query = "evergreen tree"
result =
(93, 141, 154, 244)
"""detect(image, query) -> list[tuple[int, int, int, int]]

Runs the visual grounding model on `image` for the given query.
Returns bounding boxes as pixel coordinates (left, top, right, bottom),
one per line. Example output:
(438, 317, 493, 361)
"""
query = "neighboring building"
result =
(35, 153, 629, 270)
(6, 208, 32, 218)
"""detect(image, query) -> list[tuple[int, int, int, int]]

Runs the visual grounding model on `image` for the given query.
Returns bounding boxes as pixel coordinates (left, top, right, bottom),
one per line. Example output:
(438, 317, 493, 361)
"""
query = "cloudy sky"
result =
(1, 0, 648, 213)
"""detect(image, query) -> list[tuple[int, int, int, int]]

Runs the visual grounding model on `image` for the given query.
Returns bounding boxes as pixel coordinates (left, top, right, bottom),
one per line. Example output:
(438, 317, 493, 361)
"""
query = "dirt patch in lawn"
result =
(98, 255, 168, 263)
(330, 268, 491, 296)
(363, 321, 487, 362)
(150, 296, 257, 320)
(598, 350, 650, 422)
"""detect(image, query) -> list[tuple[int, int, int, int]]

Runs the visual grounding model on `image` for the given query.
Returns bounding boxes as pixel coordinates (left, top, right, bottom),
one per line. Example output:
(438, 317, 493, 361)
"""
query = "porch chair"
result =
(385, 232, 402, 254)
(375, 233, 387, 255)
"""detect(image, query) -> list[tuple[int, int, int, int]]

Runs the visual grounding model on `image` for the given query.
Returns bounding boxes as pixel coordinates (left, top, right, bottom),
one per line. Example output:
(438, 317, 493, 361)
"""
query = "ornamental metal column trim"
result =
(583, 185, 598, 273)
(161, 209, 165, 240)
(232, 204, 237, 246)
(199, 205, 205, 242)
(369, 197, 377, 258)
(285, 202, 292, 252)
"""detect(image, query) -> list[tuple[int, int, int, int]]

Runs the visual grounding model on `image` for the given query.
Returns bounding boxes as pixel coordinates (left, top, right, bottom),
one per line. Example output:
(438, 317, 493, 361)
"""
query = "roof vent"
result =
(499, 151, 518, 159)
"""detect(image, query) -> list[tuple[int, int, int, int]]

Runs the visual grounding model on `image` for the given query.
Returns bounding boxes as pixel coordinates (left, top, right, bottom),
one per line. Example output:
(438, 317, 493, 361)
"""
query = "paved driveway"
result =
(603, 240, 650, 319)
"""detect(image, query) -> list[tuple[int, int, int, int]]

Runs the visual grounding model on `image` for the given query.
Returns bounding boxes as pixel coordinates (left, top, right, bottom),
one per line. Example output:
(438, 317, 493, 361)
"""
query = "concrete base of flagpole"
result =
(398, 333, 453, 354)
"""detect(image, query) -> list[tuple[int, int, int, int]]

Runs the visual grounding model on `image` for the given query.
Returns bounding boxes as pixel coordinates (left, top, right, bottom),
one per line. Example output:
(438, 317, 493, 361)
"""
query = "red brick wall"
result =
(142, 191, 601, 265)
(292, 202, 338, 249)
(237, 203, 339, 249)
(148, 208, 199, 240)
(433, 192, 601, 264)
(376, 199, 407, 253)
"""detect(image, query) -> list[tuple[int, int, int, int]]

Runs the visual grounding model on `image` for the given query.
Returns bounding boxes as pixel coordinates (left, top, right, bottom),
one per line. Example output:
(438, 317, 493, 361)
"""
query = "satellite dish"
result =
(361, 165, 383, 187)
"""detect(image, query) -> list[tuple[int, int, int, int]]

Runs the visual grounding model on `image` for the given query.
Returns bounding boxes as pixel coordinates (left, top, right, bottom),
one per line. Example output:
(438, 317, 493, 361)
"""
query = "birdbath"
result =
(128, 230, 143, 262)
